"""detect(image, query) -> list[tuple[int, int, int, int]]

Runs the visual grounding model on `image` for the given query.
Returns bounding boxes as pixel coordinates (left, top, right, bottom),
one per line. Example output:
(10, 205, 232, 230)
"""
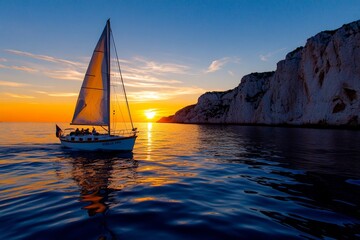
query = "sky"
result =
(1, 0, 360, 122)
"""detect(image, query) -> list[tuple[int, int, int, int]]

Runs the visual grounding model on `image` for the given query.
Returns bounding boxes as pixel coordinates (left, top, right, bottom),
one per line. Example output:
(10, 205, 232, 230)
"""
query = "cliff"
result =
(159, 20, 360, 127)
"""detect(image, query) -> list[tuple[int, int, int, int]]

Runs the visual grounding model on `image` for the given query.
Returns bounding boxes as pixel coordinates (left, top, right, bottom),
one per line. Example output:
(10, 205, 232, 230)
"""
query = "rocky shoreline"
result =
(157, 117, 360, 130)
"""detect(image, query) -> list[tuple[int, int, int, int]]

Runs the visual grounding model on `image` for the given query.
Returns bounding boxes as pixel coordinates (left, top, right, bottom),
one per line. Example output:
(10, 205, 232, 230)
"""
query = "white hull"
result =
(60, 134, 137, 151)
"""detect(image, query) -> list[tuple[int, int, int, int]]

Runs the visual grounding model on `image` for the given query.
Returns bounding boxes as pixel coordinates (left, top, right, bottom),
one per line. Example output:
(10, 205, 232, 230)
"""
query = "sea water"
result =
(0, 122, 359, 239)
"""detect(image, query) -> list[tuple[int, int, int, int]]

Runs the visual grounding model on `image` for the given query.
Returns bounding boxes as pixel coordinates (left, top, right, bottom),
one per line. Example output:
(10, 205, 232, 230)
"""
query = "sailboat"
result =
(56, 19, 137, 151)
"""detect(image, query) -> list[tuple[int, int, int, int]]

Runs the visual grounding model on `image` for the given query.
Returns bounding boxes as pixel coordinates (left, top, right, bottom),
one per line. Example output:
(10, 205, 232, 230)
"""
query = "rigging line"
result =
(110, 68, 126, 131)
(110, 29, 135, 130)
(111, 75, 116, 131)
(112, 76, 129, 131)
(113, 82, 128, 130)
(109, 39, 128, 131)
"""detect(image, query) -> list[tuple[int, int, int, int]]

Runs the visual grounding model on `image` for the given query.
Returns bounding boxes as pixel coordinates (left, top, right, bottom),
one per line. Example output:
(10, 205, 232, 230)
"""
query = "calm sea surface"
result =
(1, 122, 360, 239)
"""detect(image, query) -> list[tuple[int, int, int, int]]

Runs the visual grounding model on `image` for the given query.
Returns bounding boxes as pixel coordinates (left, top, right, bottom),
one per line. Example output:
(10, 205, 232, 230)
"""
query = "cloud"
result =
(132, 57, 189, 74)
(11, 66, 38, 73)
(0, 80, 29, 87)
(124, 79, 197, 91)
(0, 58, 7, 62)
(228, 70, 234, 76)
(5, 49, 84, 67)
(48, 93, 78, 97)
(117, 57, 190, 81)
(1, 49, 85, 80)
(5, 93, 35, 99)
(205, 57, 240, 73)
(259, 48, 287, 62)
(44, 69, 84, 81)
(124, 81, 167, 89)
(3, 49, 205, 101)
(259, 54, 269, 61)
(121, 73, 181, 84)
(4, 49, 190, 85)
(126, 86, 205, 102)
(0, 64, 38, 73)
(113, 67, 206, 101)
(36, 91, 78, 97)
(206, 57, 230, 73)
(109, 57, 201, 101)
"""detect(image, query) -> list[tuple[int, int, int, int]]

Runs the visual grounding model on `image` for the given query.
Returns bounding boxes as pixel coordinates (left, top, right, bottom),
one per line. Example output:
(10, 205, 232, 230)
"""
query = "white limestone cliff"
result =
(160, 20, 360, 127)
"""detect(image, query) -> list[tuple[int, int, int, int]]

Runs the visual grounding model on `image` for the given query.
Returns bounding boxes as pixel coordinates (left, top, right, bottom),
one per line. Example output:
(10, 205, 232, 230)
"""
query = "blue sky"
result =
(1, 0, 360, 119)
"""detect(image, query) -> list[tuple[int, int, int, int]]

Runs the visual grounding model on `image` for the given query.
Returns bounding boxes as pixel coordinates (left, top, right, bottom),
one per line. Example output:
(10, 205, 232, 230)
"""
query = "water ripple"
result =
(1, 123, 360, 239)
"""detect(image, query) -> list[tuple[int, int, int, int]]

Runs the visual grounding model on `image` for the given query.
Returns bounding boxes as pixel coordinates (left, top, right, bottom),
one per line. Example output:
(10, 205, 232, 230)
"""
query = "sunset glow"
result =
(0, 1, 358, 122)
(144, 109, 156, 120)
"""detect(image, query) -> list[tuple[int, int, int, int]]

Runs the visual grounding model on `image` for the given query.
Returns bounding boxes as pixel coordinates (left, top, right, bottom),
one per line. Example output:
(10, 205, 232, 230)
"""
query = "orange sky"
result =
(0, 99, 193, 122)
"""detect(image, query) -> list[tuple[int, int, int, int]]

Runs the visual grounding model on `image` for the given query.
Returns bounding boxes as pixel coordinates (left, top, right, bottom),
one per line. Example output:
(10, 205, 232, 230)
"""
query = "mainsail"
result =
(71, 21, 110, 126)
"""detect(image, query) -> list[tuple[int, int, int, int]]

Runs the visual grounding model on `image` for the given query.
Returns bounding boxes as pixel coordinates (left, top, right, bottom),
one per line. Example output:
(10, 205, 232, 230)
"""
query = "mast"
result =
(106, 19, 111, 135)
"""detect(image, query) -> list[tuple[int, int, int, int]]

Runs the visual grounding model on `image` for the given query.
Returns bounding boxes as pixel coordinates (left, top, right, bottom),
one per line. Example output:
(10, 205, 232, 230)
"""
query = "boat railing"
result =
(62, 127, 137, 137)
(111, 129, 138, 136)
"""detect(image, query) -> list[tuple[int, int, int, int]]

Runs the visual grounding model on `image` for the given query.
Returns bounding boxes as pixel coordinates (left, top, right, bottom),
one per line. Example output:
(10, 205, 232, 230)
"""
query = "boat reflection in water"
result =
(68, 151, 138, 216)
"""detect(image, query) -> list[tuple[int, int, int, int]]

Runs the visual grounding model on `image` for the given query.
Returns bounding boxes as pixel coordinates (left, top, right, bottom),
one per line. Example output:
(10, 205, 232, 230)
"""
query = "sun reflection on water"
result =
(146, 122, 152, 161)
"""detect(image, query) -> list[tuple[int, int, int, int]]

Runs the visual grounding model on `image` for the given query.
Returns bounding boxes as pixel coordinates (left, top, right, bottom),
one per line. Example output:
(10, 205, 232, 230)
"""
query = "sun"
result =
(144, 109, 156, 120)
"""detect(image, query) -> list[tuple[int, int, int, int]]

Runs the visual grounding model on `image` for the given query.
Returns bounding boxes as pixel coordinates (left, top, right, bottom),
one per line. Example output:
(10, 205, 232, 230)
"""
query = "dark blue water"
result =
(1, 122, 360, 239)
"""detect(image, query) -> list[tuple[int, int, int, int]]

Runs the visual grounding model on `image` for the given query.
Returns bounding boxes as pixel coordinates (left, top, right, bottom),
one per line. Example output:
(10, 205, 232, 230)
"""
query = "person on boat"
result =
(75, 128, 80, 135)
(92, 127, 97, 134)
(85, 128, 90, 134)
